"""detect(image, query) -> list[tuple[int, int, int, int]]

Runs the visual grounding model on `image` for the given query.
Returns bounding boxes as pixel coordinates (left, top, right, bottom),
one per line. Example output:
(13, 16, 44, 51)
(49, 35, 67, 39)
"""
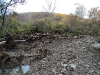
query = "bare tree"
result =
(0, 0, 26, 36)
(88, 7, 99, 19)
(88, 7, 99, 24)
(75, 3, 86, 19)
(42, 0, 58, 16)
(41, 0, 59, 33)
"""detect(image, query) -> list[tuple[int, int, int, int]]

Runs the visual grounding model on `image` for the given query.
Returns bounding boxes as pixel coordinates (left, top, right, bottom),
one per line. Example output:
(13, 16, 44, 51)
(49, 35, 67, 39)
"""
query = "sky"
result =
(15, 0, 100, 15)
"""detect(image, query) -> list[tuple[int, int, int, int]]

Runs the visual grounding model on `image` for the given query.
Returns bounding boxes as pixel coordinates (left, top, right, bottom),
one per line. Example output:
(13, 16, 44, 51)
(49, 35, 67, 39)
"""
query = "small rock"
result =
(69, 64, 77, 69)
(92, 43, 100, 49)
(65, 65, 74, 71)
(85, 64, 90, 67)
(82, 47, 86, 49)
(61, 68, 66, 72)
(97, 61, 100, 65)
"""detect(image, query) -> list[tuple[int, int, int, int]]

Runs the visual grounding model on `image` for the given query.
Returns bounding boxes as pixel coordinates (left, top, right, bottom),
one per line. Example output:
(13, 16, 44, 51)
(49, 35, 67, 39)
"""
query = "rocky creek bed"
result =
(1, 35, 100, 75)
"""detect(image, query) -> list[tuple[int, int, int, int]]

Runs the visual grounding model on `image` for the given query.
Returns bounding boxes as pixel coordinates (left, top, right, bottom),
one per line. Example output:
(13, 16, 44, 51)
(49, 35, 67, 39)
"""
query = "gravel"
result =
(21, 35, 100, 75)
(2, 35, 100, 75)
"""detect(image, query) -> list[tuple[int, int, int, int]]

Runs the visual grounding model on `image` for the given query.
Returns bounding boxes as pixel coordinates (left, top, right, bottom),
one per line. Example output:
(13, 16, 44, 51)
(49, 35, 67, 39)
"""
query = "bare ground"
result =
(3, 35, 100, 75)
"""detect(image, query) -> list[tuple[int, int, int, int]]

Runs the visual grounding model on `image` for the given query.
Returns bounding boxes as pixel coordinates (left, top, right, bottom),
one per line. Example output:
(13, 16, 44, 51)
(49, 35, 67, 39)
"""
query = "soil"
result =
(2, 35, 100, 75)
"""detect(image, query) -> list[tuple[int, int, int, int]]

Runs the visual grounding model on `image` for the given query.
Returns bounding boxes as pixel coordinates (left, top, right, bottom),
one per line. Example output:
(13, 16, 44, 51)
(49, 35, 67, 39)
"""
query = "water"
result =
(0, 65, 30, 75)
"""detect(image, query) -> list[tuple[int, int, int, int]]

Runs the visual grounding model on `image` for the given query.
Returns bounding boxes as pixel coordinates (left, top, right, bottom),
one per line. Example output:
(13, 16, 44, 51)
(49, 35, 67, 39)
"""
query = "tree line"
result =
(0, 0, 100, 38)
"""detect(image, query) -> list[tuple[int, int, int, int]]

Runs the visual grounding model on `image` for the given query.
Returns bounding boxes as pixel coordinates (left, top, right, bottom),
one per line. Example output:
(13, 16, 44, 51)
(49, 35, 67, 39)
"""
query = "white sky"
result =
(15, 0, 100, 15)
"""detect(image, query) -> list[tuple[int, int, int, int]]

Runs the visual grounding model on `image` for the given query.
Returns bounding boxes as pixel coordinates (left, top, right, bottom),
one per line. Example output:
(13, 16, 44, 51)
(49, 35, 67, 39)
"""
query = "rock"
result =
(69, 64, 77, 69)
(97, 61, 100, 65)
(92, 42, 100, 49)
(65, 65, 74, 71)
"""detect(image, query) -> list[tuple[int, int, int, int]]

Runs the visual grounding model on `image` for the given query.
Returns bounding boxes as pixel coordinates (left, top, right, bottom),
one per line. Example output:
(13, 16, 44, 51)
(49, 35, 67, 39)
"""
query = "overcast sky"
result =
(15, 0, 100, 15)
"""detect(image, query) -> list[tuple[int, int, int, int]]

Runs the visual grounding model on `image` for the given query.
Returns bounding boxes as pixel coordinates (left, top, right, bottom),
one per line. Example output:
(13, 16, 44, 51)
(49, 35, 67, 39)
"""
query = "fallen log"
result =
(14, 40, 26, 42)
(0, 41, 6, 44)
(0, 40, 26, 45)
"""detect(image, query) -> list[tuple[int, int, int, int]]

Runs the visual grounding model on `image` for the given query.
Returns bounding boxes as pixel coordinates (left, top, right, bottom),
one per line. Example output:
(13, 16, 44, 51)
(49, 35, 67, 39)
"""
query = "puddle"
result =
(0, 65, 30, 75)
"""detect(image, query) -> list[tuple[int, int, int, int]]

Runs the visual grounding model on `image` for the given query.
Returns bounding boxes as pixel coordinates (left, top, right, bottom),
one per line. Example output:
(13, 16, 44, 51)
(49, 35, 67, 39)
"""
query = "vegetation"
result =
(0, 11, 100, 38)
(0, 1, 100, 38)
(0, 0, 26, 37)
